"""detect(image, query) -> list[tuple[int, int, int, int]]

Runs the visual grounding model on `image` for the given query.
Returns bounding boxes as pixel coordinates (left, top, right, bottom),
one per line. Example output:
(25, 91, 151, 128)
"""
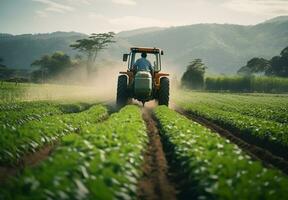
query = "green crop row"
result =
(205, 76, 288, 93)
(0, 100, 90, 112)
(203, 101, 288, 124)
(0, 104, 108, 164)
(0, 101, 93, 130)
(154, 106, 288, 200)
(180, 103, 288, 152)
(176, 91, 288, 124)
(0, 105, 147, 200)
(0, 101, 55, 111)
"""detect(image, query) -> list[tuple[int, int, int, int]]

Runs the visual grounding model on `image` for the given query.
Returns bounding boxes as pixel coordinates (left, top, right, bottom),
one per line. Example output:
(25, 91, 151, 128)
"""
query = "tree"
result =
(0, 57, 6, 68)
(237, 57, 270, 76)
(181, 59, 207, 89)
(266, 46, 288, 77)
(237, 46, 288, 77)
(31, 51, 73, 82)
(70, 32, 115, 77)
(280, 46, 288, 58)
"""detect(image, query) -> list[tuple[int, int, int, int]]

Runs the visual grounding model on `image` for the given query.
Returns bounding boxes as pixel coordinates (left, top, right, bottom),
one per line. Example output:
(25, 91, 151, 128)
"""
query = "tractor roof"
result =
(130, 47, 162, 54)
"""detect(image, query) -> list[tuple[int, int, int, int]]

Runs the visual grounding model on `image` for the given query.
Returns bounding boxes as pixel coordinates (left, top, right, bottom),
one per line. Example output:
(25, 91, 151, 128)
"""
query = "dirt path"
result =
(138, 108, 177, 200)
(175, 107, 288, 174)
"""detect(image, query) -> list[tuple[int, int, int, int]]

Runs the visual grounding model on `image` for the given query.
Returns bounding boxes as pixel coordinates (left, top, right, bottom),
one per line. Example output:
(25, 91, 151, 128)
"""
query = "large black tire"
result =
(158, 77, 169, 106)
(116, 75, 129, 108)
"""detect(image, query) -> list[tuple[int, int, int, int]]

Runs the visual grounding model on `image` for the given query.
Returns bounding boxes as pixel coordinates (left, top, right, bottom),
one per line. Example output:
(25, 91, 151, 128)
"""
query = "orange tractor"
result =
(116, 47, 170, 107)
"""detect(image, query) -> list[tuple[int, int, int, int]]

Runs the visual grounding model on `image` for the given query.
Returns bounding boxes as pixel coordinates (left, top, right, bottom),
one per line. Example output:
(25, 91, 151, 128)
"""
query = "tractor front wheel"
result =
(116, 75, 129, 108)
(158, 77, 169, 106)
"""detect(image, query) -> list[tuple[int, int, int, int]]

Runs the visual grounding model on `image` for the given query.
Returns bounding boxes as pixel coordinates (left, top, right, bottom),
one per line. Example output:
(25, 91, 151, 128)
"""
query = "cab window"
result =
(130, 53, 159, 71)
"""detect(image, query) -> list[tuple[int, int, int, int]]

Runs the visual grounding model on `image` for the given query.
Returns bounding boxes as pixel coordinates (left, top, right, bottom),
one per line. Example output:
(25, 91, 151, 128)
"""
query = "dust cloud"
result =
(21, 59, 181, 106)
(22, 61, 127, 103)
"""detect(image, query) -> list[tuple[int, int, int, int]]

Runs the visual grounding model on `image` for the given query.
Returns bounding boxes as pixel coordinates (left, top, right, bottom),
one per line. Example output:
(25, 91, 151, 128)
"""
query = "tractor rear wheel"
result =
(158, 77, 169, 106)
(116, 75, 129, 108)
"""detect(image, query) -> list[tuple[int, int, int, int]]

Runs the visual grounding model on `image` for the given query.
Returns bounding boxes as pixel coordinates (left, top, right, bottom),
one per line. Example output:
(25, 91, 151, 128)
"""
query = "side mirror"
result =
(123, 54, 129, 62)
(161, 50, 164, 55)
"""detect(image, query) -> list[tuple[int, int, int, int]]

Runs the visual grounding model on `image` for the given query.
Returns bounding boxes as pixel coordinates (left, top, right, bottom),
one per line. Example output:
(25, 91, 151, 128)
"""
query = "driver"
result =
(132, 52, 154, 73)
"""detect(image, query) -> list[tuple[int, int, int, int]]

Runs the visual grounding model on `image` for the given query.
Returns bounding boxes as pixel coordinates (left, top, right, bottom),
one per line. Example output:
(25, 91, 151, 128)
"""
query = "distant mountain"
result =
(117, 27, 167, 37)
(0, 16, 287, 75)
(262, 16, 288, 24)
(120, 17, 288, 74)
(0, 32, 87, 69)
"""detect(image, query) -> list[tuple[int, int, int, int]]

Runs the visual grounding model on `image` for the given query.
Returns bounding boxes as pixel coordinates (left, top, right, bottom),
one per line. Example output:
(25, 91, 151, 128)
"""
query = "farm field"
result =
(1, 85, 288, 200)
(0, 82, 112, 102)
(174, 91, 288, 160)
(155, 106, 288, 199)
(2, 1, 288, 199)
(1, 105, 147, 200)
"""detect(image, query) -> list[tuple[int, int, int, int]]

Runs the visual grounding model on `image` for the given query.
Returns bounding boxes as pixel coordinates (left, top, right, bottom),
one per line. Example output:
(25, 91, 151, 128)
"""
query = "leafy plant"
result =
(0, 105, 147, 200)
(176, 91, 288, 151)
(154, 106, 288, 200)
(0, 104, 108, 164)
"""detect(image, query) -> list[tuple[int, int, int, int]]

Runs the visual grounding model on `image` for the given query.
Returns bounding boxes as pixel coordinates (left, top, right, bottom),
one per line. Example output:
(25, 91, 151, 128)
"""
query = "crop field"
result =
(0, 82, 110, 102)
(0, 86, 288, 200)
(155, 106, 288, 199)
(174, 91, 288, 159)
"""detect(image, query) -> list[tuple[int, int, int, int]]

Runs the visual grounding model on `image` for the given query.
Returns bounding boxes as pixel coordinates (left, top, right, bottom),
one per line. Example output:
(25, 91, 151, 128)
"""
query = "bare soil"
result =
(175, 107, 288, 174)
(138, 108, 177, 200)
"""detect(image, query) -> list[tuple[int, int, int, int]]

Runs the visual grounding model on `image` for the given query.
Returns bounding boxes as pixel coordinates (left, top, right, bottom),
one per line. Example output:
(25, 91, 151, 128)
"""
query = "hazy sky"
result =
(1, 0, 288, 34)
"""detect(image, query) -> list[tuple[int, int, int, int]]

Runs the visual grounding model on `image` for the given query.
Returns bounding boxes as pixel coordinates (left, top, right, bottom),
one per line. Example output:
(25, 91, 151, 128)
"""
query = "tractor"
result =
(116, 47, 169, 107)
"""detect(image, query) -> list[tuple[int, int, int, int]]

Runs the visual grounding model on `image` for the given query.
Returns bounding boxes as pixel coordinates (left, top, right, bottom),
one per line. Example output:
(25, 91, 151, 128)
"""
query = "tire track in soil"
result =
(138, 108, 177, 200)
(174, 106, 288, 175)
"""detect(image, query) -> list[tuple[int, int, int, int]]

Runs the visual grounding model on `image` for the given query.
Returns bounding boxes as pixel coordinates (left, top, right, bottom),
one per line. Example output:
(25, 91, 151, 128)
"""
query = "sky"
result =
(0, 0, 288, 34)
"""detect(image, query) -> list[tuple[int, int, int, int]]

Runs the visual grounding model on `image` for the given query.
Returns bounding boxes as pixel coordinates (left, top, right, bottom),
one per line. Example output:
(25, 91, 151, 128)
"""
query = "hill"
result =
(0, 32, 87, 69)
(0, 16, 287, 75)
(120, 18, 288, 74)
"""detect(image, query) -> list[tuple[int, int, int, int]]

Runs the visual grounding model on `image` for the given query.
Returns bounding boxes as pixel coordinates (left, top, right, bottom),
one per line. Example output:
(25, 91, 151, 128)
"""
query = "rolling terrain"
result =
(0, 16, 288, 74)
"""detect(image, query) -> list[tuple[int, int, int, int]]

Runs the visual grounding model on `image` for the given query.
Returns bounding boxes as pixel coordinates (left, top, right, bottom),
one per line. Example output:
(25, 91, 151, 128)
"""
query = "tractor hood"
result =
(134, 71, 152, 101)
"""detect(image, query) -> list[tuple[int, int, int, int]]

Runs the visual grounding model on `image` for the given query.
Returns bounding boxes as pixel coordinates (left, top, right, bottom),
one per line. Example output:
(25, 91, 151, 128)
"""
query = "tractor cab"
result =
(123, 47, 164, 73)
(117, 47, 169, 107)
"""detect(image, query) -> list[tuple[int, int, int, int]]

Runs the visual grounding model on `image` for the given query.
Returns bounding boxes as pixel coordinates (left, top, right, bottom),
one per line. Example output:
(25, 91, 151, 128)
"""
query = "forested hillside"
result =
(0, 16, 287, 74)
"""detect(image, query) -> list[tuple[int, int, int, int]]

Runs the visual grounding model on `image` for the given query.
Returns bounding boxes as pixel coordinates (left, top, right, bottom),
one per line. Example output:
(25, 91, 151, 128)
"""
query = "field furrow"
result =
(0, 101, 93, 129)
(138, 108, 177, 200)
(0, 104, 108, 164)
(176, 108, 288, 174)
(0, 105, 147, 200)
(154, 106, 288, 200)
(174, 91, 288, 160)
(176, 91, 288, 123)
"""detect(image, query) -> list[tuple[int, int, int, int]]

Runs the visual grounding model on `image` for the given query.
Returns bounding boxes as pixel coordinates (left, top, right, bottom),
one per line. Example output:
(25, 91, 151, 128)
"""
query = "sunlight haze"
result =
(1, 0, 288, 34)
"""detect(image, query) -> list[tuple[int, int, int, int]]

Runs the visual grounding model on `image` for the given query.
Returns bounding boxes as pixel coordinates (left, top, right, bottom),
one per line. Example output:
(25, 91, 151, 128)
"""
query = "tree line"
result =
(0, 32, 115, 83)
(237, 46, 288, 77)
(181, 46, 288, 92)
(31, 32, 115, 82)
